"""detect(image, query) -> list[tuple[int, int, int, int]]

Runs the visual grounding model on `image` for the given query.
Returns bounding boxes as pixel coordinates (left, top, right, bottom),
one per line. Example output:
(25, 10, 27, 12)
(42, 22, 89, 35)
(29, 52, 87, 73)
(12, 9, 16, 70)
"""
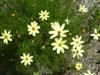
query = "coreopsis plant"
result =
(0, 0, 99, 75)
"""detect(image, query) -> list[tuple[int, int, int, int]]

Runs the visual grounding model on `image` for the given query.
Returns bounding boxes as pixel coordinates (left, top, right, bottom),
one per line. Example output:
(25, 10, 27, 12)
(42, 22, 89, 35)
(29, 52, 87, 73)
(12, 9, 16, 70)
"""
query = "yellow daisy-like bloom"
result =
(27, 21, 40, 37)
(72, 46, 84, 58)
(20, 53, 33, 66)
(78, 4, 88, 13)
(51, 37, 69, 54)
(0, 30, 12, 44)
(90, 28, 100, 40)
(75, 62, 83, 71)
(39, 10, 49, 21)
(84, 70, 95, 75)
(65, 18, 70, 25)
(70, 35, 84, 49)
(49, 21, 69, 39)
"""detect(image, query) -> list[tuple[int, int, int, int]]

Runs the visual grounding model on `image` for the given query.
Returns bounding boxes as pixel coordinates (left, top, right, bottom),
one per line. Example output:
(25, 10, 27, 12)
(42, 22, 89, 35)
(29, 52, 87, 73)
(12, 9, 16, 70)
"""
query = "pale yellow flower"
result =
(75, 62, 83, 71)
(84, 70, 95, 75)
(27, 21, 40, 36)
(70, 35, 84, 48)
(0, 30, 12, 44)
(72, 46, 84, 58)
(65, 18, 70, 25)
(39, 10, 49, 21)
(49, 22, 69, 39)
(20, 53, 33, 66)
(78, 5, 88, 13)
(90, 28, 100, 40)
(51, 37, 69, 54)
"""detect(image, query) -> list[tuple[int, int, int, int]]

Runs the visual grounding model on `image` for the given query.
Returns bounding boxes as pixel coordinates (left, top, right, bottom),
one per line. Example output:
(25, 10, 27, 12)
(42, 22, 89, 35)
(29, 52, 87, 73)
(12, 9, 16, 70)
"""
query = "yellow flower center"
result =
(76, 41, 79, 44)
(32, 27, 35, 31)
(76, 50, 79, 54)
(43, 14, 46, 17)
(77, 65, 81, 68)
(75, 64, 82, 71)
(96, 33, 98, 35)
(58, 43, 62, 47)
(25, 57, 29, 61)
(58, 31, 61, 35)
(4, 35, 8, 39)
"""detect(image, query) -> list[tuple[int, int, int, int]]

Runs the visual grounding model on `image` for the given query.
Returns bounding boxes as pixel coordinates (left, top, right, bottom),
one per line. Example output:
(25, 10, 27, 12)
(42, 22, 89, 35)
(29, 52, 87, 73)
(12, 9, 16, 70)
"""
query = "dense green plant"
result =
(0, 0, 100, 75)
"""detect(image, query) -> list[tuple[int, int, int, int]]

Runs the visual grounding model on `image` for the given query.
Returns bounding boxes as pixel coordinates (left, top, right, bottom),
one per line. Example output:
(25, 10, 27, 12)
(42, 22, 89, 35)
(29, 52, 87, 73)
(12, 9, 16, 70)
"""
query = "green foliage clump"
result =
(0, 0, 100, 75)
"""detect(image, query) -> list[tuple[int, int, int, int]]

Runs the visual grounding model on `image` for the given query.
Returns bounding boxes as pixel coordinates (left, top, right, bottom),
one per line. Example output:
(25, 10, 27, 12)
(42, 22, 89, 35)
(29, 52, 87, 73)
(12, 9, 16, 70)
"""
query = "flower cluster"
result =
(0, 10, 49, 66)
(0, 4, 96, 74)
(70, 35, 84, 58)
(21, 10, 49, 66)
(70, 35, 85, 72)
(49, 21, 69, 54)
